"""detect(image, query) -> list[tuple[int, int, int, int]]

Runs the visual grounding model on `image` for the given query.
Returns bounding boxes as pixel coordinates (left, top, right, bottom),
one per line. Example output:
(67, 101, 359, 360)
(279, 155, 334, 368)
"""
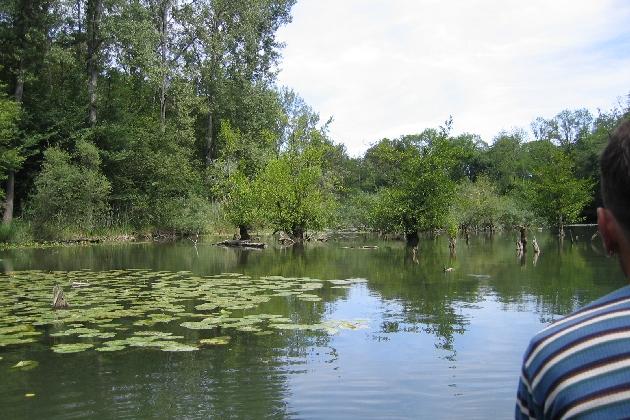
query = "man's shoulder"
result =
(528, 285, 630, 349)
(520, 285, 630, 419)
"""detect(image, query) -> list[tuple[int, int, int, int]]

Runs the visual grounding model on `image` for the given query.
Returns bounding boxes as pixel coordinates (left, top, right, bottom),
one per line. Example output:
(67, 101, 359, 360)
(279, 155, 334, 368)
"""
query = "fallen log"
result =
(216, 240, 267, 249)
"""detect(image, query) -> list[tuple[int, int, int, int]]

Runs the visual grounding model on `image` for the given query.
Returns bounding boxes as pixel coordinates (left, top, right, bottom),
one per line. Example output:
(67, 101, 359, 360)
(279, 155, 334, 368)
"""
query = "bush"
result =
(27, 145, 111, 238)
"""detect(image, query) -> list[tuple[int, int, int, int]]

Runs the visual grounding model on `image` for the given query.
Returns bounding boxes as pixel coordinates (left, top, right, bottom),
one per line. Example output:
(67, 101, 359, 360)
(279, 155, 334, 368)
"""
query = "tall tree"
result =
(178, 0, 294, 165)
(0, 0, 51, 223)
(86, 0, 103, 126)
(527, 141, 592, 236)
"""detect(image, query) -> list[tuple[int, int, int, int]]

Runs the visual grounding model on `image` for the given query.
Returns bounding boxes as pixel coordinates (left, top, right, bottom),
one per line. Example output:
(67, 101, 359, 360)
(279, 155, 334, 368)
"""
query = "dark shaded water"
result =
(0, 229, 624, 419)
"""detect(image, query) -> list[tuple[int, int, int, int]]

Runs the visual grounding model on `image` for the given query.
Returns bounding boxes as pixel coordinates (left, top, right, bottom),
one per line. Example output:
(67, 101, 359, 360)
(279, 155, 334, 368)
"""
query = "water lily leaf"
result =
(0, 325, 32, 334)
(12, 360, 39, 370)
(236, 326, 261, 332)
(134, 331, 173, 337)
(25, 393, 35, 397)
(180, 321, 216, 330)
(0, 337, 37, 346)
(51, 343, 94, 353)
(195, 303, 219, 311)
(96, 345, 126, 352)
(199, 336, 231, 346)
(158, 342, 198, 352)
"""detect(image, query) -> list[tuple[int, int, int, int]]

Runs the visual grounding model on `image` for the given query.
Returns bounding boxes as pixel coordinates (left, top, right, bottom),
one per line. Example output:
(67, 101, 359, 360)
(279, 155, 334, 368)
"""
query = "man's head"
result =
(598, 118, 630, 275)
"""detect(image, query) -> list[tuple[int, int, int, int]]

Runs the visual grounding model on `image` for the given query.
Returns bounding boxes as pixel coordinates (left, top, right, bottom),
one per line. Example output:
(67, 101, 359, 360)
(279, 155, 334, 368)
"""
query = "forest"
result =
(0, 0, 629, 244)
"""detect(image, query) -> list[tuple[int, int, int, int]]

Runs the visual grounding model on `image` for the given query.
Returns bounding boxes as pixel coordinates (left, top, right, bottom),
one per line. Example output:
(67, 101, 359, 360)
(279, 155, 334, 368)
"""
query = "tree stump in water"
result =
(532, 237, 540, 254)
(52, 285, 69, 309)
(519, 226, 528, 253)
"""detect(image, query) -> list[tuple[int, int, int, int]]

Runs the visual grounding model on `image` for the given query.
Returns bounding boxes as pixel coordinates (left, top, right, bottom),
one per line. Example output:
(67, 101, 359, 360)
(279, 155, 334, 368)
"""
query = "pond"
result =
(0, 229, 624, 419)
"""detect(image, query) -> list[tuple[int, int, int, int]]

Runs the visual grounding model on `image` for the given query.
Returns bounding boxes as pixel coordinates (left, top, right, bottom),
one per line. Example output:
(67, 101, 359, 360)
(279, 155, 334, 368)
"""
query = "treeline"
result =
(339, 106, 629, 242)
(0, 0, 628, 242)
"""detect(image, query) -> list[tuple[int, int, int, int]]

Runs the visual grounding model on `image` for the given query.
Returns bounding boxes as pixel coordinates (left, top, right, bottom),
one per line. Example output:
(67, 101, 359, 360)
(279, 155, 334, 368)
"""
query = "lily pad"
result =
(12, 360, 39, 370)
(158, 342, 198, 352)
(96, 345, 126, 352)
(199, 336, 231, 346)
(52, 343, 94, 353)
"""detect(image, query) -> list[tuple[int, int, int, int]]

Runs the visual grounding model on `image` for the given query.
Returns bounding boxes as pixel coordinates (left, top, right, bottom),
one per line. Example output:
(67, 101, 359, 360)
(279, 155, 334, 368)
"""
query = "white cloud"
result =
(276, 0, 630, 155)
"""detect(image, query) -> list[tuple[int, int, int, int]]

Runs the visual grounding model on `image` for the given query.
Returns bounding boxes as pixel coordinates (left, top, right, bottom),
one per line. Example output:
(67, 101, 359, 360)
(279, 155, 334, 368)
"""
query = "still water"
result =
(0, 230, 624, 419)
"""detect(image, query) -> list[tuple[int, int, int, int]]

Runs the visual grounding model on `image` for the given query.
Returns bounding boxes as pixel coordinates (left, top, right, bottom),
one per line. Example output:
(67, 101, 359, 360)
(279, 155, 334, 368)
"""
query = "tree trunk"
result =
(3, 60, 25, 224)
(2, 171, 15, 225)
(291, 226, 304, 242)
(205, 109, 214, 165)
(532, 237, 540, 254)
(405, 230, 419, 246)
(158, 0, 170, 133)
(239, 225, 251, 241)
(87, 0, 103, 126)
(519, 226, 527, 253)
(14, 67, 24, 103)
(558, 215, 565, 238)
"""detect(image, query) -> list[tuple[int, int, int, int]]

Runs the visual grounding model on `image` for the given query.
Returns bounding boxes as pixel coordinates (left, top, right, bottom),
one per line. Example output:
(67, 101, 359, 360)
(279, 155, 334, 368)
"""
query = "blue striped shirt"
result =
(516, 285, 630, 419)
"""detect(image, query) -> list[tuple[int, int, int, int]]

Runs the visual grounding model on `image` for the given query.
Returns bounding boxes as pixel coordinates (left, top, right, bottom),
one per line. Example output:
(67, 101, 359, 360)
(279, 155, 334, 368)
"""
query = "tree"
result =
(526, 141, 592, 236)
(369, 135, 459, 243)
(486, 129, 528, 193)
(451, 176, 504, 232)
(222, 170, 260, 240)
(0, 91, 21, 206)
(177, 0, 295, 165)
(0, 0, 51, 223)
(28, 142, 111, 237)
(258, 145, 334, 241)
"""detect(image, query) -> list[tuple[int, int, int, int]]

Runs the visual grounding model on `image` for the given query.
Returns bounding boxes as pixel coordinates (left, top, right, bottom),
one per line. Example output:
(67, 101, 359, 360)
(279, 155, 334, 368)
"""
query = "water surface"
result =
(0, 230, 623, 419)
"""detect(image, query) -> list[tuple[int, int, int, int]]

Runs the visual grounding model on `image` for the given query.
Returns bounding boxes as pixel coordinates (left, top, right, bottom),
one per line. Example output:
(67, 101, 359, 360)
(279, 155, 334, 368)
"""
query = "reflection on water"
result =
(0, 229, 624, 419)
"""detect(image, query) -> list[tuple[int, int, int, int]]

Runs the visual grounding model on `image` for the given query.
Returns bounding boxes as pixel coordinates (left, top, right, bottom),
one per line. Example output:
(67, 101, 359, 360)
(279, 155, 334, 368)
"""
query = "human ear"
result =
(598, 207, 619, 256)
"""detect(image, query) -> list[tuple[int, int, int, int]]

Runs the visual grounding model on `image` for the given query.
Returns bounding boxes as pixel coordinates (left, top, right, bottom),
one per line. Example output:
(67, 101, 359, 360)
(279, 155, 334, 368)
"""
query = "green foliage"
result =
(223, 170, 261, 231)
(27, 145, 111, 238)
(335, 191, 378, 230)
(258, 146, 335, 239)
(526, 141, 593, 230)
(369, 136, 458, 235)
(0, 91, 22, 199)
(452, 176, 504, 230)
(486, 129, 528, 193)
(0, 0, 624, 242)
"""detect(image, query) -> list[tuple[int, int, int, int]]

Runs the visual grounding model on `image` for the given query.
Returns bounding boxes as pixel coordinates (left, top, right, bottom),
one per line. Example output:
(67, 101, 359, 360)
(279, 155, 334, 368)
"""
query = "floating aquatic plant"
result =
(52, 343, 94, 353)
(0, 269, 369, 354)
(199, 336, 231, 346)
(12, 360, 39, 370)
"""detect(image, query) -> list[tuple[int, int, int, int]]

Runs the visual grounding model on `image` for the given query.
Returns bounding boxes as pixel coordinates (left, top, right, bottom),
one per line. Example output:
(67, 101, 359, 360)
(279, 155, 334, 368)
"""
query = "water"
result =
(0, 229, 624, 419)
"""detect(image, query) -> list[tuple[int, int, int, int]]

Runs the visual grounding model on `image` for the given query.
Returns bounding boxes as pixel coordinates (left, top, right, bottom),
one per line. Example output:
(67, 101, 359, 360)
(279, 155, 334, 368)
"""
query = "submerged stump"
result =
(532, 237, 540, 254)
(52, 285, 69, 309)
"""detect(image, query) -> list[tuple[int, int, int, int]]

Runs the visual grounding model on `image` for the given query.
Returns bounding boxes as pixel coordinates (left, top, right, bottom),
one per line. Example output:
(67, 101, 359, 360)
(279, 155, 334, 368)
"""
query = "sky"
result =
(275, 0, 630, 156)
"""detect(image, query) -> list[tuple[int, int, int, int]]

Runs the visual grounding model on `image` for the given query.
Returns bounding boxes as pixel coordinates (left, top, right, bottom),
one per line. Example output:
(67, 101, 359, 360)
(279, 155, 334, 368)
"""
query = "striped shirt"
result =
(516, 285, 630, 419)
